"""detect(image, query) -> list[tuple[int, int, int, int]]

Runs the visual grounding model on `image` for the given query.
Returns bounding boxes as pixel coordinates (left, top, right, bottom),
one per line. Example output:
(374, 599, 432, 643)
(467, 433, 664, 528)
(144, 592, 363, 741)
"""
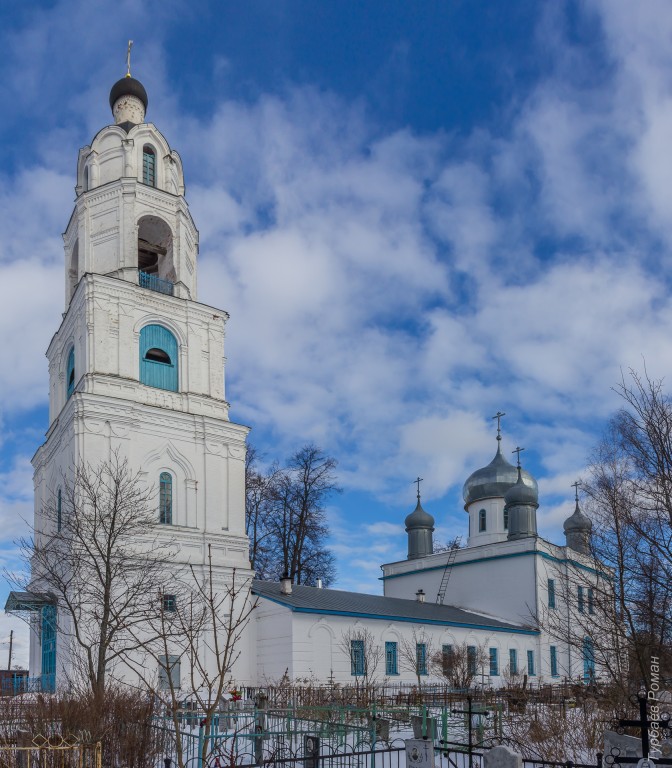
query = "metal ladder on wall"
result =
(436, 537, 462, 604)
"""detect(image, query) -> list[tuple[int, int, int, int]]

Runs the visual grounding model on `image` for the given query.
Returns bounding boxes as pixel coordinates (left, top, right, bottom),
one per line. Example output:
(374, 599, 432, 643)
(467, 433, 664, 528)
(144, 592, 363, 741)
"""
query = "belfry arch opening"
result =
(137, 216, 175, 295)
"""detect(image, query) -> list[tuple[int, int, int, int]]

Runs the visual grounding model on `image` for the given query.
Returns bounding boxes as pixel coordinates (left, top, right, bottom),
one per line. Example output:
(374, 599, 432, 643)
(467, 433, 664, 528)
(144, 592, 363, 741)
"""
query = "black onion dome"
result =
(109, 76, 148, 111)
(505, 468, 539, 507)
(463, 445, 537, 506)
(405, 500, 435, 531)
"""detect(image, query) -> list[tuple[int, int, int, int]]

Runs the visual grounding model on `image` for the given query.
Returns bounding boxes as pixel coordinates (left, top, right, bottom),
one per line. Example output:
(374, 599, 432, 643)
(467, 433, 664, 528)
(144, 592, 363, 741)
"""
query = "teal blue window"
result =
(548, 579, 556, 609)
(416, 643, 427, 676)
(467, 645, 477, 676)
(478, 509, 486, 532)
(588, 588, 594, 615)
(143, 146, 156, 186)
(41, 605, 56, 693)
(385, 641, 398, 675)
(509, 649, 517, 675)
(140, 325, 178, 392)
(350, 639, 364, 676)
(583, 636, 595, 682)
(66, 347, 75, 399)
(578, 586, 585, 613)
(550, 645, 558, 677)
(442, 644, 453, 675)
(527, 650, 535, 676)
(163, 594, 176, 613)
(489, 648, 498, 676)
(159, 473, 173, 525)
(57, 489, 62, 532)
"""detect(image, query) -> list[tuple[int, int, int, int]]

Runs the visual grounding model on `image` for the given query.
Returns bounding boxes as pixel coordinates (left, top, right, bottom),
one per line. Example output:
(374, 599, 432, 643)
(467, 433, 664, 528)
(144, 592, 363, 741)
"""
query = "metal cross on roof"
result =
(413, 476, 423, 500)
(492, 411, 506, 441)
(571, 480, 581, 502)
(512, 446, 525, 467)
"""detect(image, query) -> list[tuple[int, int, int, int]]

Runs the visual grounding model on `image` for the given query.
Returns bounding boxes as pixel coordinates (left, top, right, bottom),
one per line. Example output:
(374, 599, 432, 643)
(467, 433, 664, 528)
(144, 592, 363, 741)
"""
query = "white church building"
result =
(6, 71, 610, 692)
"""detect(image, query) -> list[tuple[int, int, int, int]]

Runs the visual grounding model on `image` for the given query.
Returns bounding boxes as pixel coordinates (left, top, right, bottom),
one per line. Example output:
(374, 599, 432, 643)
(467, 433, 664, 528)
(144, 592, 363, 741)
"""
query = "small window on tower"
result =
(159, 472, 173, 525)
(503, 507, 509, 530)
(143, 146, 156, 187)
(478, 509, 487, 532)
(66, 347, 75, 399)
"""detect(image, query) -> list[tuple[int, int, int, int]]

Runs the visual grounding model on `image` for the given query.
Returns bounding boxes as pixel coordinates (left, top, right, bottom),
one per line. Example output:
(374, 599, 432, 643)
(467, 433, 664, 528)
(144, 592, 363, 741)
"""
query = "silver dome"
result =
(563, 500, 592, 532)
(463, 444, 537, 507)
(405, 499, 435, 530)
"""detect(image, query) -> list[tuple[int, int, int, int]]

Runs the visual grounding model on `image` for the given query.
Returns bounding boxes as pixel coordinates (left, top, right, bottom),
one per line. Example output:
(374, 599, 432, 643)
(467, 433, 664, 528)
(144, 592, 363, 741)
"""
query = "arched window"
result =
(140, 325, 178, 391)
(57, 489, 62, 532)
(66, 347, 75, 399)
(159, 472, 173, 525)
(478, 509, 487, 532)
(143, 146, 156, 187)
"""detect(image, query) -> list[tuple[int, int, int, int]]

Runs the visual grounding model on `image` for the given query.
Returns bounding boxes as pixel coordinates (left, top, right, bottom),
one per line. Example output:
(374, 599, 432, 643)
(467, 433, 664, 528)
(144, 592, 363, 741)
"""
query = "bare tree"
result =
(430, 641, 487, 690)
(134, 548, 257, 768)
(398, 629, 436, 693)
(245, 447, 281, 579)
(582, 369, 672, 687)
(246, 444, 340, 586)
(13, 454, 175, 703)
(338, 627, 384, 689)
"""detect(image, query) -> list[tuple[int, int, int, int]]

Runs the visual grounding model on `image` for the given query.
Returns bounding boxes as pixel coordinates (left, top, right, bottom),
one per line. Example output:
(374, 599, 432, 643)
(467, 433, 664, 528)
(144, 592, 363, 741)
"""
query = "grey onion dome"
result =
(463, 443, 537, 507)
(405, 499, 435, 531)
(563, 500, 592, 533)
(109, 76, 148, 111)
(505, 466, 539, 507)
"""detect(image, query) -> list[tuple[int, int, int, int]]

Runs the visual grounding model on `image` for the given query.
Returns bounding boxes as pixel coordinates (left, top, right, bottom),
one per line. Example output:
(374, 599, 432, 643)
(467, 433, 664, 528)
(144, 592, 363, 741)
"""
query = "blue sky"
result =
(3, 0, 672, 667)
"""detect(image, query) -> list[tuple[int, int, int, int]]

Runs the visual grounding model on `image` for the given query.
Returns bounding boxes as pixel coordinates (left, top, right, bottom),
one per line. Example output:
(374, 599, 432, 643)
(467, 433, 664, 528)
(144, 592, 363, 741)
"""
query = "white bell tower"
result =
(27, 70, 254, 686)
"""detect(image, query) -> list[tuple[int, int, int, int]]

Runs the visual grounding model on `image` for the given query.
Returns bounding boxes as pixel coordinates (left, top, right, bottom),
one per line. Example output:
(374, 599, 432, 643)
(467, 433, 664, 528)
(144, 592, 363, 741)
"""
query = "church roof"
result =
(252, 580, 537, 635)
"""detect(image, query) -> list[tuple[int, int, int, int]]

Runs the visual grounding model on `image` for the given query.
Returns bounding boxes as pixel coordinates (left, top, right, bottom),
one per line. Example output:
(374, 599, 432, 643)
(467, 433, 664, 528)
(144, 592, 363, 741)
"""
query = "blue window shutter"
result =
(583, 636, 595, 682)
(41, 605, 56, 693)
(350, 640, 364, 676)
(159, 472, 173, 524)
(489, 648, 498, 676)
(578, 586, 585, 613)
(140, 325, 178, 392)
(467, 645, 476, 676)
(548, 579, 556, 609)
(385, 641, 398, 675)
(509, 649, 517, 675)
(527, 650, 535, 676)
(588, 588, 594, 615)
(416, 643, 427, 675)
(66, 347, 75, 399)
(550, 645, 558, 676)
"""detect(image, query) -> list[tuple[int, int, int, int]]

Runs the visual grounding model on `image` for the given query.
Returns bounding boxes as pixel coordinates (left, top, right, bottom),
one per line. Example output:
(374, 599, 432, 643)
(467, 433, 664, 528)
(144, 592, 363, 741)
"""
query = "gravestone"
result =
(484, 744, 523, 768)
(405, 739, 435, 768)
